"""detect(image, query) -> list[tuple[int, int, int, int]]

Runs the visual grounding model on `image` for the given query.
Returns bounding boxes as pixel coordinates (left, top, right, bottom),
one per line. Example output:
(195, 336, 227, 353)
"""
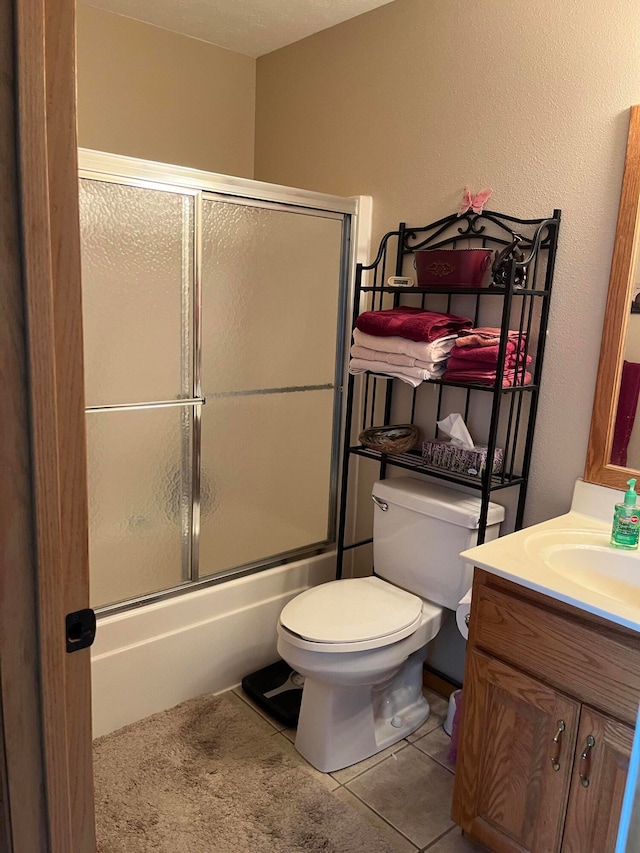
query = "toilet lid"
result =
(279, 576, 423, 644)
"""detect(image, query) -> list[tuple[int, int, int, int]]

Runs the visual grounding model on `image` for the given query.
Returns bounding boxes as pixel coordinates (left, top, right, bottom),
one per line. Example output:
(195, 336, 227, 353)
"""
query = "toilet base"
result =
(294, 647, 430, 772)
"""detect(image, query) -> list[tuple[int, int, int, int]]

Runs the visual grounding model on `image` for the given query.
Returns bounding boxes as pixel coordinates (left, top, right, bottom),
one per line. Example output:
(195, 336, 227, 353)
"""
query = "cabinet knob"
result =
(550, 720, 566, 771)
(579, 735, 596, 788)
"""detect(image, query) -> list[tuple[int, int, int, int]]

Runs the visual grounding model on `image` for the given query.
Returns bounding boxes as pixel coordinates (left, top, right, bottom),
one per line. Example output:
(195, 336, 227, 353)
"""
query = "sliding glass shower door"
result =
(79, 162, 351, 611)
(198, 197, 344, 576)
(81, 178, 196, 608)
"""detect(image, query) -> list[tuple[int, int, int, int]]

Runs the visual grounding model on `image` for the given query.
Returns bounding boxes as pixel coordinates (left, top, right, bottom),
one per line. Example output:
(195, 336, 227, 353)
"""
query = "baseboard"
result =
(422, 664, 462, 699)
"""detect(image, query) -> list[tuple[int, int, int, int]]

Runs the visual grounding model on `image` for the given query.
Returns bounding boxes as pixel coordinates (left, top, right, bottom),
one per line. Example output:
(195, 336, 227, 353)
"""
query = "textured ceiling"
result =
(79, 0, 395, 57)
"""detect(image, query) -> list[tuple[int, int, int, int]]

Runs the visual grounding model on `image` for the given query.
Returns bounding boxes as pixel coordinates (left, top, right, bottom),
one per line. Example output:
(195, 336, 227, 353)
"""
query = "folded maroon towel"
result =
(355, 307, 472, 343)
(453, 341, 522, 359)
(443, 368, 532, 388)
(447, 350, 532, 370)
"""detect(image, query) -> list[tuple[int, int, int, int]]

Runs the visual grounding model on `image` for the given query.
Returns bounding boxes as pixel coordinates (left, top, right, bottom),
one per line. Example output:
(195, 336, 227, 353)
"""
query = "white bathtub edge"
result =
(91, 552, 335, 737)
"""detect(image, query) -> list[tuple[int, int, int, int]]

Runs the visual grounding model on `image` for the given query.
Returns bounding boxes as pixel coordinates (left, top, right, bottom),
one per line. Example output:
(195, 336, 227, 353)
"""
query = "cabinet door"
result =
(453, 650, 580, 853)
(561, 707, 633, 853)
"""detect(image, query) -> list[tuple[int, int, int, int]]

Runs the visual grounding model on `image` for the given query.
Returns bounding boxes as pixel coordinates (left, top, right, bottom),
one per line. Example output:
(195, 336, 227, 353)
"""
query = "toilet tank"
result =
(372, 476, 504, 610)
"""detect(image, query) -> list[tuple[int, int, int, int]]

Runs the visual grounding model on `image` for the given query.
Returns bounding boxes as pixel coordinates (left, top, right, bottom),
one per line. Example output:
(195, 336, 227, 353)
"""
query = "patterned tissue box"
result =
(421, 438, 504, 478)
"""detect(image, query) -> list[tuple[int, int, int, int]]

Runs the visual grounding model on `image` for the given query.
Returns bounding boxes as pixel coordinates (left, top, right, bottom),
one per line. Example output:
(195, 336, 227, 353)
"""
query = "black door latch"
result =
(65, 608, 96, 653)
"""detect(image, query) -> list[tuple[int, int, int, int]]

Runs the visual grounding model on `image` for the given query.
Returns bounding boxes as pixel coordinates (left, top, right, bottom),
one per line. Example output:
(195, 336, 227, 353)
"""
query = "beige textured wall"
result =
(255, 0, 640, 525)
(76, 6, 255, 177)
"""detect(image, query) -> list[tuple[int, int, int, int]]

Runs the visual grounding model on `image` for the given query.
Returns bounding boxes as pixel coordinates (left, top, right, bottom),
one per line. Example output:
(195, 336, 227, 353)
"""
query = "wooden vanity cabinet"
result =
(452, 570, 638, 853)
(562, 707, 633, 852)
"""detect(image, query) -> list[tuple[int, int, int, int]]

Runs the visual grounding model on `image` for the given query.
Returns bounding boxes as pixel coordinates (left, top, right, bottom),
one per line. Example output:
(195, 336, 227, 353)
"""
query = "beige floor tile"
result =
(425, 826, 489, 851)
(331, 740, 411, 784)
(272, 731, 341, 791)
(413, 724, 456, 773)
(346, 745, 455, 848)
(406, 689, 450, 742)
(230, 685, 286, 731)
(332, 787, 418, 853)
(223, 689, 282, 737)
(280, 726, 296, 743)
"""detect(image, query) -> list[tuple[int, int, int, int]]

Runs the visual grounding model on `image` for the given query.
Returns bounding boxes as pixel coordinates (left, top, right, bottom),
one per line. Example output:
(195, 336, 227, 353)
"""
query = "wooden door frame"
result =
(1, 0, 95, 850)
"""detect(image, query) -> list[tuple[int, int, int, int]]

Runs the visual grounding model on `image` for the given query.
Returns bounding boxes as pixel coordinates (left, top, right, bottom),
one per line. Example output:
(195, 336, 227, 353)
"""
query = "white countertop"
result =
(461, 503, 640, 634)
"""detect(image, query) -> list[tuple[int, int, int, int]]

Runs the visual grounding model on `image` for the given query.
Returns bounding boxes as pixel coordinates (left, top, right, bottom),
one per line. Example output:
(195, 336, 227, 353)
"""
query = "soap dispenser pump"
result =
(611, 478, 640, 550)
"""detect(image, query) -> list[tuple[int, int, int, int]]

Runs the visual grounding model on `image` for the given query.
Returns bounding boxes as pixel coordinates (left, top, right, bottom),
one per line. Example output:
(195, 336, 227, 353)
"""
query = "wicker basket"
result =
(359, 424, 420, 455)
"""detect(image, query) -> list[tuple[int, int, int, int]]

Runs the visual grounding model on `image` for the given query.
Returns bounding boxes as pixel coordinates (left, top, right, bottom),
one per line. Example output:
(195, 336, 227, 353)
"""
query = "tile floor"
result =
(229, 685, 487, 853)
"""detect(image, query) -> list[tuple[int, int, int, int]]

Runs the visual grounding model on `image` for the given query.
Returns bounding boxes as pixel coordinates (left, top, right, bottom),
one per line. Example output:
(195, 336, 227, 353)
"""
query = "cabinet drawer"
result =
(472, 578, 640, 726)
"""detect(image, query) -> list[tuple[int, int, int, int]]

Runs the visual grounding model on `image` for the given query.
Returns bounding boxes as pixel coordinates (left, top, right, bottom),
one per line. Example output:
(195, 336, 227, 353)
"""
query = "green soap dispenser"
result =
(611, 478, 640, 550)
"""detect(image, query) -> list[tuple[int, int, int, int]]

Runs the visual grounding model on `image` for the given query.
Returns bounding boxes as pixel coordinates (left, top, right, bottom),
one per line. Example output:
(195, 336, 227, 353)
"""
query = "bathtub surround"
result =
(91, 553, 334, 736)
(93, 691, 397, 853)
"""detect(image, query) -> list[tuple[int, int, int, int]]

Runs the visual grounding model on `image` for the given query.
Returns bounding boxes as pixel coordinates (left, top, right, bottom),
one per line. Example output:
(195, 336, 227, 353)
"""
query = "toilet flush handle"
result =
(372, 495, 388, 511)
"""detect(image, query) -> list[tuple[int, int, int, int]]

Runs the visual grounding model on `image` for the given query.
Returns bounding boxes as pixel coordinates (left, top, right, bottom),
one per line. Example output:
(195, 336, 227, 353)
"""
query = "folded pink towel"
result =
(456, 327, 525, 348)
(443, 368, 532, 388)
(355, 307, 472, 343)
(353, 328, 457, 361)
(454, 341, 521, 359)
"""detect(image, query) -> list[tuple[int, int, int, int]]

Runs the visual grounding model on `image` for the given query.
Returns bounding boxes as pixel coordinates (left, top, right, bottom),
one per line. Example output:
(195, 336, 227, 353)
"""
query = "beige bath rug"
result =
(93, 692, 397, 852)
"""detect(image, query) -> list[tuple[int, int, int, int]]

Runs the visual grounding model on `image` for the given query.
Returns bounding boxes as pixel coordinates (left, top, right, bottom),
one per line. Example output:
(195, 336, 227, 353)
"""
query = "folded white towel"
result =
(353, 328, 457, 362)
(348, 361, 422, 387)
(350, 344, 446, 371)
(348, 357, 445, 387)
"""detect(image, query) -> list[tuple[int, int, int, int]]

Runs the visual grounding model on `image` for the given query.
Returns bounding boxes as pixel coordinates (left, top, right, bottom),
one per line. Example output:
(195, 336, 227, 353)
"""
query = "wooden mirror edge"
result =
(584, 105, 640, 489)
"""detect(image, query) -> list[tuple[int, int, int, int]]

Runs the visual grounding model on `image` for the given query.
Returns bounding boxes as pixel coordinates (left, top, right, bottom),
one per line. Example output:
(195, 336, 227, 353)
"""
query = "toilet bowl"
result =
(277, 477, 505, 773)
(277, 576, 443, 772)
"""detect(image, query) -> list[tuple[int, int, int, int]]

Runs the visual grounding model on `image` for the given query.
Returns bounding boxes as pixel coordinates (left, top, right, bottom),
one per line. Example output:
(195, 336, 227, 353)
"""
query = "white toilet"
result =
(277, 476, 504, 772)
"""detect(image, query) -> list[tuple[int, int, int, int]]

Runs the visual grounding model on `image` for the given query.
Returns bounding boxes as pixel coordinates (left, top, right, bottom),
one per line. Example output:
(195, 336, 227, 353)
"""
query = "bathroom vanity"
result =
(451, 482, 640, 852)
(452, 569, 637, 852)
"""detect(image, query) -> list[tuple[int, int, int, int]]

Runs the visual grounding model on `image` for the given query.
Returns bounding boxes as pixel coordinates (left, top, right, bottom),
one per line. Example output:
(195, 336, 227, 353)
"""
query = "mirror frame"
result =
(585, 105, 640, 488)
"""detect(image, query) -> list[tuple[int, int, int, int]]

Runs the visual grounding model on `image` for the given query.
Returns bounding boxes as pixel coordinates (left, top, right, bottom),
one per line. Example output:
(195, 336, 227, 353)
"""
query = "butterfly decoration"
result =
(457, 186, 493, 217)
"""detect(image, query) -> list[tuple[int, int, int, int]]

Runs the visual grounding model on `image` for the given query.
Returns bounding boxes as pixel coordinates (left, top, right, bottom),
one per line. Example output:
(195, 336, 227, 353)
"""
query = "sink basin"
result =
(524, 529, 640, 607)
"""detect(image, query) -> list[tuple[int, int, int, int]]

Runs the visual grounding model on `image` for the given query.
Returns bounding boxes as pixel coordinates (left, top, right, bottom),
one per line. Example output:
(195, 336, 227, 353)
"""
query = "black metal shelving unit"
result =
(336, 208, 561, 578)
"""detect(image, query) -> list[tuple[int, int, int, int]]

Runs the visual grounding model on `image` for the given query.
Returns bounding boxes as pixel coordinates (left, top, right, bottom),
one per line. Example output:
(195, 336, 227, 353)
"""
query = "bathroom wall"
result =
(255, 0, 640, 526)
(76, 5, 256, 177)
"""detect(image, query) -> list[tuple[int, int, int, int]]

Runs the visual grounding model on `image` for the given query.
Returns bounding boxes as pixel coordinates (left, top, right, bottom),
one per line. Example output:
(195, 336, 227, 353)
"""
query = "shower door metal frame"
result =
(79, 150, 360, 615)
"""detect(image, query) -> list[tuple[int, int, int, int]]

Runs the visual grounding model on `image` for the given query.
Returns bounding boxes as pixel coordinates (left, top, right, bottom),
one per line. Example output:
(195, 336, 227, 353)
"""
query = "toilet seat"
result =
(278, 576, 426, 653)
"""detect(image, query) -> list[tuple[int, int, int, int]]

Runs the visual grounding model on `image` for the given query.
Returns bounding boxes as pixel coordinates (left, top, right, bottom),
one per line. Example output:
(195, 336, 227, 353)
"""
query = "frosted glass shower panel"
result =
(201, 199, 344, 393)
(79, 179, 194, 407)
(86, 407, 192, 607)
(199, 390, 334, 576)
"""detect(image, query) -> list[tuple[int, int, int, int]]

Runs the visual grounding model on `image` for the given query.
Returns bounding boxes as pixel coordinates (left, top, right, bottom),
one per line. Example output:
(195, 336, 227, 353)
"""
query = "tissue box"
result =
(421, 438, 504, 478)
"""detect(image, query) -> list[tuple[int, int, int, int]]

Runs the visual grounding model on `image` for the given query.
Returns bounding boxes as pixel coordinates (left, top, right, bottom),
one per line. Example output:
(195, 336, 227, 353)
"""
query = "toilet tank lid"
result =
(372, 477, 505, 529)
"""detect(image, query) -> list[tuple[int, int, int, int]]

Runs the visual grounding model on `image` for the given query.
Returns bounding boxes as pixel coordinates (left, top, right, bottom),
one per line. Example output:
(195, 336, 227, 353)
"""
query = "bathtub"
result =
(91, 553, 335, 736)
